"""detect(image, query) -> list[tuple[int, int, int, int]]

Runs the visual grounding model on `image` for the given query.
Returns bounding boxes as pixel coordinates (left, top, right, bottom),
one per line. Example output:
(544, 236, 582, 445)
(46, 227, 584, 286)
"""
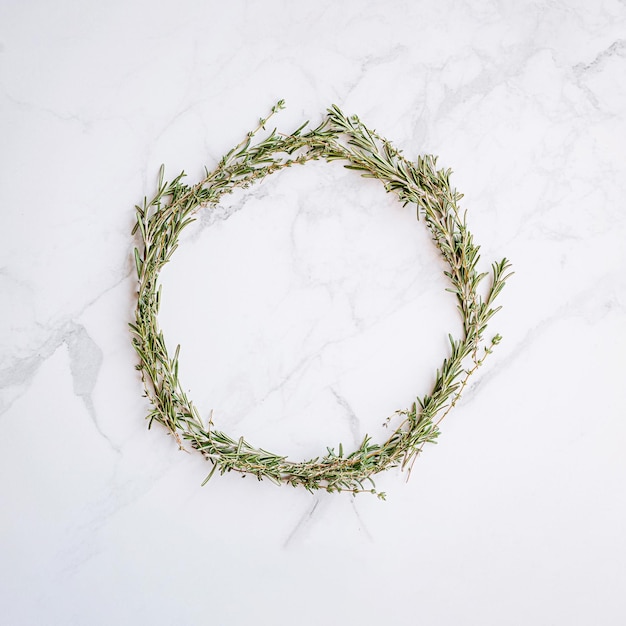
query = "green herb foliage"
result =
(130, 102, 512, 498)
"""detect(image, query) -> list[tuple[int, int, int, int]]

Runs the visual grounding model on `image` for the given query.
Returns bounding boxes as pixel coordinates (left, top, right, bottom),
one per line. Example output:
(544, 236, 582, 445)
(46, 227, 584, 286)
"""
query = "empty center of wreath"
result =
(158, 160, 459, 458)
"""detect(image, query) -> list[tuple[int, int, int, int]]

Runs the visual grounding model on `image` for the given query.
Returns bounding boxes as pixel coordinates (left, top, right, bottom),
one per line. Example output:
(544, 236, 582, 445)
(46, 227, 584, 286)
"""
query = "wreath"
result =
(130, 102, 512, 497)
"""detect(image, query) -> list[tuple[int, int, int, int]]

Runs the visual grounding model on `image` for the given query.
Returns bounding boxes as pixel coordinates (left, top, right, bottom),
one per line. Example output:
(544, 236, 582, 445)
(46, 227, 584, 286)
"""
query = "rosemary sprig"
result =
(130, 102, 512, 498)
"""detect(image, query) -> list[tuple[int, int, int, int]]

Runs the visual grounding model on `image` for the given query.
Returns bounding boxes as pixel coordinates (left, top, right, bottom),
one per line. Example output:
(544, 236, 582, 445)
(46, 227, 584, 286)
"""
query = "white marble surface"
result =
(2, 1, 626, 624)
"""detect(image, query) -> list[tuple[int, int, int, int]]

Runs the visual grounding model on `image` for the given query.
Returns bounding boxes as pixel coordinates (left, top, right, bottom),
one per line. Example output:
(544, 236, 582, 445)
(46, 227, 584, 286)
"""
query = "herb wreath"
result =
(130, 102, 512, 498)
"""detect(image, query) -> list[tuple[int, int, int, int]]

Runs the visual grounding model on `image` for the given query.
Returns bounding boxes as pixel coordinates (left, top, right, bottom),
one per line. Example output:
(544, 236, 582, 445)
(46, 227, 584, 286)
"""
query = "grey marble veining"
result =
(1, 1, 625, 624)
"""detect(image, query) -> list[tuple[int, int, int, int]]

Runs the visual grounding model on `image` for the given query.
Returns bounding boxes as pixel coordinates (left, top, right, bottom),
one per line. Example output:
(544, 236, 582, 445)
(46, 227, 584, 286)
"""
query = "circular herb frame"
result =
(130, 102, 511, 498)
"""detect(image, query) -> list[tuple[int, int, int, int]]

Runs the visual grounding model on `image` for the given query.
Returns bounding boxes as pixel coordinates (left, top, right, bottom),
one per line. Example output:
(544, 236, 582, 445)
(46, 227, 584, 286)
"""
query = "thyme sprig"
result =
(130, 102, 512, 498)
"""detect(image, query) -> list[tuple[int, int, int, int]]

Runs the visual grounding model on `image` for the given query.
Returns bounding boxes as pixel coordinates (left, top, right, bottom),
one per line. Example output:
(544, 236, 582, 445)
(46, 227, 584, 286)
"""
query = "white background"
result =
(1, 1, 625, 624)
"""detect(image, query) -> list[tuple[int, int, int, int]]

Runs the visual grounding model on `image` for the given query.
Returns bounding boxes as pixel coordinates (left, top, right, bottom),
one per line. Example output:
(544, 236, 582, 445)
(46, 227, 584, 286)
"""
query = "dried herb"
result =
(130, 102, 512, 498)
